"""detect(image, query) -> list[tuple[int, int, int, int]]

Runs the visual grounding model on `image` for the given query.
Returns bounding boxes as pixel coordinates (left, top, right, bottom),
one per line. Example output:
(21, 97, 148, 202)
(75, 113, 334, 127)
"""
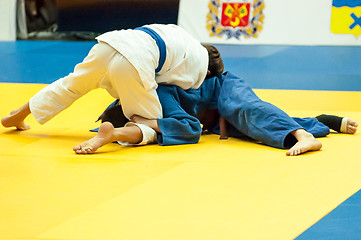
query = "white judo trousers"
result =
(29, 42, 159, 144)
(30, 42, 162, 123)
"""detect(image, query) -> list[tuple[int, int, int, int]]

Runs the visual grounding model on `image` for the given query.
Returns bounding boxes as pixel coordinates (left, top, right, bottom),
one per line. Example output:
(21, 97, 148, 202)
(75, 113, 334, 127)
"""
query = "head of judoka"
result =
(203, 44, 224, 78)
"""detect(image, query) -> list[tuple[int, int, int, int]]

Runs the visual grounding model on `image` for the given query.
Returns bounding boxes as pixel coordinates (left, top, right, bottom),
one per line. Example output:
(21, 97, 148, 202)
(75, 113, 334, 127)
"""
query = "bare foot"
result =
(286, 130, 322, 156)
(73, 122, 114, 154)
(1, 110, 30, 130)
(341, 118, 358, 134)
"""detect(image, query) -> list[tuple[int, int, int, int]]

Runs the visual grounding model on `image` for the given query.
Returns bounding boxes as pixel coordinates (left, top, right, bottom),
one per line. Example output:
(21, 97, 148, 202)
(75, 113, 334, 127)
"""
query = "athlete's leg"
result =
(106, 53, 162, 120)
(73, 122, 143, 154)
(286, 129, 322, 156)
(316, 114, 358, 134)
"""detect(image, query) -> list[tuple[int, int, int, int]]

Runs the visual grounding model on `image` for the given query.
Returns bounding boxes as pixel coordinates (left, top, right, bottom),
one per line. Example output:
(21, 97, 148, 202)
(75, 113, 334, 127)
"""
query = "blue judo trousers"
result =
(208, 72, 330, 149)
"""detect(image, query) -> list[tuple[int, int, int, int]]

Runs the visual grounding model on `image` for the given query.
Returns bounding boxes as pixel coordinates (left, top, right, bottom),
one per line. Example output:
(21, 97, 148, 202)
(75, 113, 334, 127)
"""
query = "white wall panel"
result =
(0, 0, 16, 41)
(178, 0, 361, 45)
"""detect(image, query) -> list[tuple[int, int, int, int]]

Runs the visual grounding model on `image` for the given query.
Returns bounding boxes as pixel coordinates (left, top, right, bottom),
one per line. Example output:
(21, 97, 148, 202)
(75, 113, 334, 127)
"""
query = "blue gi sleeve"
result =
(156, 85, 202, 146)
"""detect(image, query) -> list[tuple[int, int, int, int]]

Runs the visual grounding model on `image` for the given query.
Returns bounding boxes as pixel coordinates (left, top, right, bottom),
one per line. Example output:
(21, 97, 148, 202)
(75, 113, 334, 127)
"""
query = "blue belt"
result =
(135, 27, 166, 73)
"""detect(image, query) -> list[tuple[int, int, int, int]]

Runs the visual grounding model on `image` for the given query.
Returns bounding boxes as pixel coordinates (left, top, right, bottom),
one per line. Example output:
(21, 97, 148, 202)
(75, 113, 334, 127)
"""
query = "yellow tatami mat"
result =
(1, 83, 360, 240)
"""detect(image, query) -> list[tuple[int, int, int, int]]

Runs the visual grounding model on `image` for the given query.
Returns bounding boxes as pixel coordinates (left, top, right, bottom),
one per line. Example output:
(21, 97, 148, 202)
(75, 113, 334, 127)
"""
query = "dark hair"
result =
(97, 100, 129, 128)
(203, 44, 224, 78)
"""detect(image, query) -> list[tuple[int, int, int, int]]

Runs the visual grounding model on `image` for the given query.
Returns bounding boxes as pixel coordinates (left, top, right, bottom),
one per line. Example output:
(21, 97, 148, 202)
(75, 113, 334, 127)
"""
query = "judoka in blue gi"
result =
(74, 72, 358, 156)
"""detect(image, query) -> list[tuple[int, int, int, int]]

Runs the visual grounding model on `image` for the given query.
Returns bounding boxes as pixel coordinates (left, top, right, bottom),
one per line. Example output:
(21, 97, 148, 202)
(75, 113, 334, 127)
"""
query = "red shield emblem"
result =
(221, 2, 251, 28)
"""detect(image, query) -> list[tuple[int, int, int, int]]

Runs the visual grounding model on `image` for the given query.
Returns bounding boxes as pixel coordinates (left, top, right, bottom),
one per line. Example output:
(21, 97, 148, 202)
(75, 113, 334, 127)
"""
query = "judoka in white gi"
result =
(1, 24, 224, 148)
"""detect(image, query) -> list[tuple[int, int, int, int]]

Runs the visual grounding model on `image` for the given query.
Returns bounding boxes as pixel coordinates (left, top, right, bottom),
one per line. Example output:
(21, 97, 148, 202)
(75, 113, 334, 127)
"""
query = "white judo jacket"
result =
(98, 24, 209, 91)
(29, 24, 209, 124)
